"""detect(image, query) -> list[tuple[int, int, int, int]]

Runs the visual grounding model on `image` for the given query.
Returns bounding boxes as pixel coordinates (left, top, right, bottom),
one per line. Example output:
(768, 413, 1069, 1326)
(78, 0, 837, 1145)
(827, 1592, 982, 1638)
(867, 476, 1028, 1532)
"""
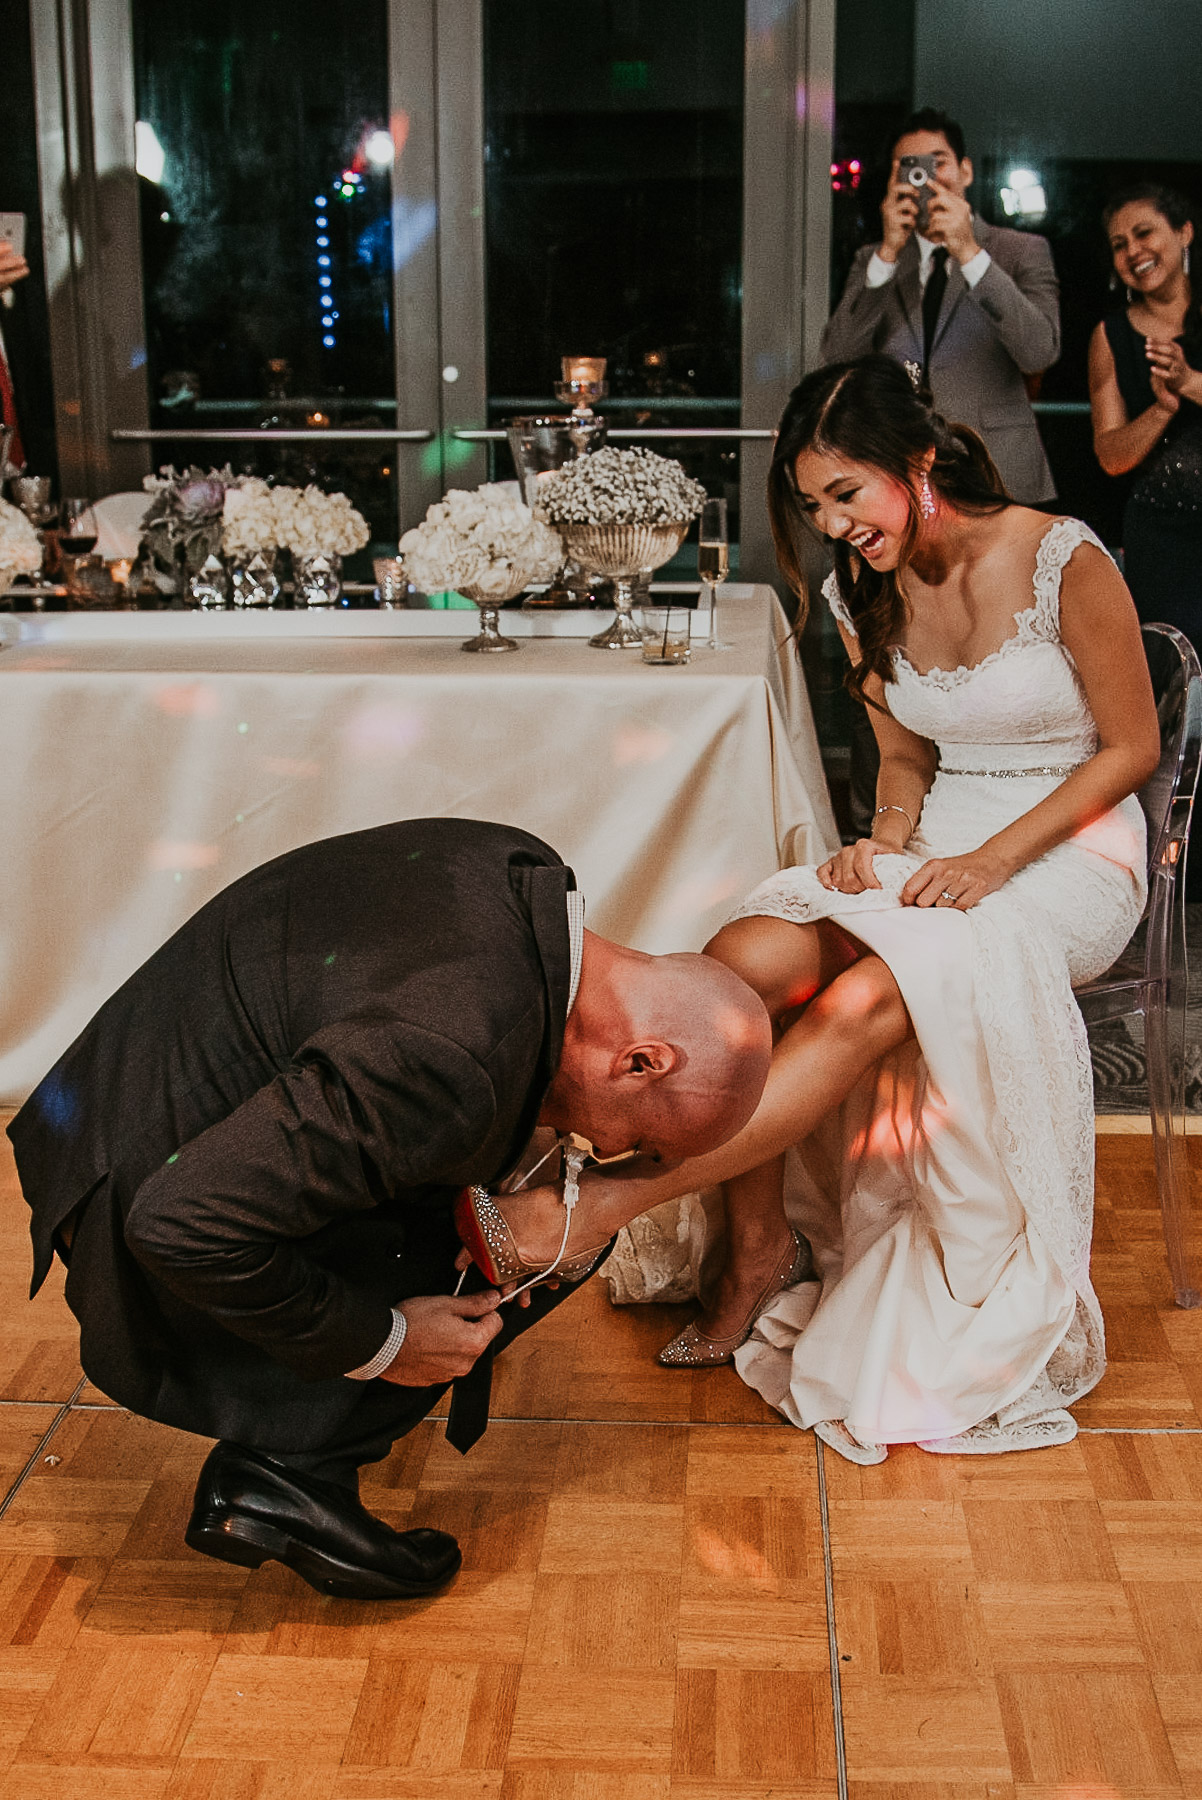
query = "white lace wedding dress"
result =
(606, 517, 1148, 1453)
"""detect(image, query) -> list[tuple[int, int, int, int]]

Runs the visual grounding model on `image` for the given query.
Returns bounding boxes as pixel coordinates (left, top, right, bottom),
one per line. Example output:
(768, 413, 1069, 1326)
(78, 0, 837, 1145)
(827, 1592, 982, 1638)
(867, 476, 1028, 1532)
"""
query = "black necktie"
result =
(922, 247, 950, 376)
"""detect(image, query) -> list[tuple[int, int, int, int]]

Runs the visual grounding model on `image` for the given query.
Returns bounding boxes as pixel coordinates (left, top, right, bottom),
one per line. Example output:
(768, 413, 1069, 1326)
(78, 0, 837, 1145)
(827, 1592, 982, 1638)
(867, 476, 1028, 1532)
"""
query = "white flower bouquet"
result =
(221, 479, 370, 560)
(537, 446, 706, 526)
(399, 482, 563, 597)
(0, 497, 44, 585)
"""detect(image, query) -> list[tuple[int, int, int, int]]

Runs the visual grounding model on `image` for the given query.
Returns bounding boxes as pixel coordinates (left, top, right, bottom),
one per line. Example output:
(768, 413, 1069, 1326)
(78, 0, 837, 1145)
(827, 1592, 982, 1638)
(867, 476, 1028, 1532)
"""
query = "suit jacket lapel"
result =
(895, 238, 924, 354)
(930, 215, 992, 354)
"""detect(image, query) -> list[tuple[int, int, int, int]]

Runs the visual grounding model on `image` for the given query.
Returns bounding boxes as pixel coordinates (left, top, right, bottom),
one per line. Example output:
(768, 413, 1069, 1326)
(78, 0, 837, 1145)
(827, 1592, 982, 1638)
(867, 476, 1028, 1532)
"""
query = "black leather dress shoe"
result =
(185, 1441, 462, 1600)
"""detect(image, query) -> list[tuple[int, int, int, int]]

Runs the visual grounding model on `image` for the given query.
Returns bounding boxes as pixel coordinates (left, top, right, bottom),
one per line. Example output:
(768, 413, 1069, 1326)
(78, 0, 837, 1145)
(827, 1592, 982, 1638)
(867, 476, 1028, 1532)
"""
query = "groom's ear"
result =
(613, 1040, 682, 1082)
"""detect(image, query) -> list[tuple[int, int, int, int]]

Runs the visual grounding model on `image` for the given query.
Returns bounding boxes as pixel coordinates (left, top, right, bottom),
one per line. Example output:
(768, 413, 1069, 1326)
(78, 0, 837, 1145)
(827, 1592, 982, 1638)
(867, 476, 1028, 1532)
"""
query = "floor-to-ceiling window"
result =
(131, 0, 398, 554)
(483, 0, 745, 544)
(27, 0, 829, 585)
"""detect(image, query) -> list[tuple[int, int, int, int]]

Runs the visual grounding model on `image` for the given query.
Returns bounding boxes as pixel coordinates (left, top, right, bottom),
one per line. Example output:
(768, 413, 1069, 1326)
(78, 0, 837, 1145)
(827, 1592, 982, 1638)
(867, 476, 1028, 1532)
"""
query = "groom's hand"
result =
(378, 1290, 503, 1385)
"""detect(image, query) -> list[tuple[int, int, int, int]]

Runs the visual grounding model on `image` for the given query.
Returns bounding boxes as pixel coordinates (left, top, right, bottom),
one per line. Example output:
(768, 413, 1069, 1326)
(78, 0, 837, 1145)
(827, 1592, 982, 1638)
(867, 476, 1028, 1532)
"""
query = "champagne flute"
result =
(60, 498, 99, 556)
(698, 496, 731, 651)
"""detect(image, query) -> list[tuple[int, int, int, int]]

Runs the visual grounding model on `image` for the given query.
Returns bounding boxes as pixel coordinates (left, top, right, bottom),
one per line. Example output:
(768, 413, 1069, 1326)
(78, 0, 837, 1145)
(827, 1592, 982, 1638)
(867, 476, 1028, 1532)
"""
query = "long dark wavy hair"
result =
(1103, 181, 1201, 348)
(767, 356, 1012, 706)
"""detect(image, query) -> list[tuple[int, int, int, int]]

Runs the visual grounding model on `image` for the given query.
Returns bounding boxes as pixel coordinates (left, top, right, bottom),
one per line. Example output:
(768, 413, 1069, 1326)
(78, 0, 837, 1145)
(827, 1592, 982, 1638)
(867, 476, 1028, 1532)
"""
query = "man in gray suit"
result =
(822, 108, 1060, 503)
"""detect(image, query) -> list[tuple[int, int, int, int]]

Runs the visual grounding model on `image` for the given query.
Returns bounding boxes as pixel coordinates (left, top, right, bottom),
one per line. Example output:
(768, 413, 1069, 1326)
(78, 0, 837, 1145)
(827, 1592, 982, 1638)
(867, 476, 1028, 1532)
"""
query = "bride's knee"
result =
(810, 957, 911, 1049)
(705, 917, 824, 1016)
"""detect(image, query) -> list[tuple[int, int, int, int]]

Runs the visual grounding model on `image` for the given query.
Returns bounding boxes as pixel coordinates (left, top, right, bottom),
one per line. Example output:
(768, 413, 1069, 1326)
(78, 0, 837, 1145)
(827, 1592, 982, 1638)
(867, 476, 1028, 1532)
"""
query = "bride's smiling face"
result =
(792, 447, 916, 570)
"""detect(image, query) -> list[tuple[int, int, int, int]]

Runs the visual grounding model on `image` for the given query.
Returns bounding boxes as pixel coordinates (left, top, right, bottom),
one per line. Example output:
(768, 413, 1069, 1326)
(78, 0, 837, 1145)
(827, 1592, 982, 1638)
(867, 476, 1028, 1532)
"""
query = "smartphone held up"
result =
(896, 154, 938, 233)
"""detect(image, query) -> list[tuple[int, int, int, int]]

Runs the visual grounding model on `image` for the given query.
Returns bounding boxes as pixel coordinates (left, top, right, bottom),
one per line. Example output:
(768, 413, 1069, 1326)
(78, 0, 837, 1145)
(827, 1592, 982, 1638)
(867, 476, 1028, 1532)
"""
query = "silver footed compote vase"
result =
(560, 520, 691, 649)
(458, 566, 530, 652)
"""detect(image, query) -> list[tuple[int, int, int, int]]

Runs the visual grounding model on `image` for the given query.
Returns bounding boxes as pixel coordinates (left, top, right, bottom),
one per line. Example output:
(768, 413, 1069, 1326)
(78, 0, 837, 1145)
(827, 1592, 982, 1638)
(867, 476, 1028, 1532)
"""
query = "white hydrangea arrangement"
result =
(537, 446, 706, 526)
(399, 482, 564, 597)
(0, 496, 44, 583)
(221, 479, 369, 560)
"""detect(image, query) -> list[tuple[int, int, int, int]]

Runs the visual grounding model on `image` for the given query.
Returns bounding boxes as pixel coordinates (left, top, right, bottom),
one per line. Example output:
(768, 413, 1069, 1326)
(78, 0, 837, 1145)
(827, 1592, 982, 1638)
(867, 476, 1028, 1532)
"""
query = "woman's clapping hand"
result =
(1146, 337, 1202, 408)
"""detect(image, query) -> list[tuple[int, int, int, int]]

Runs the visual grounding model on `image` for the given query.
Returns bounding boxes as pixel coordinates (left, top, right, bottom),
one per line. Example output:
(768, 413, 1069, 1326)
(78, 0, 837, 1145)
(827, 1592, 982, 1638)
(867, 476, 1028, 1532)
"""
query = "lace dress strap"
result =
(1027, 517, 1112, 642)
(822, 568, 857, 637)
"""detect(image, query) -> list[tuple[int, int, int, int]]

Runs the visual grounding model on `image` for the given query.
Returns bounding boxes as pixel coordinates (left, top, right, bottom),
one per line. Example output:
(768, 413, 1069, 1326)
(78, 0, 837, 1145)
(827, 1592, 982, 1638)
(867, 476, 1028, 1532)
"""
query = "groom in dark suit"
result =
(8, 819, 771, 1600)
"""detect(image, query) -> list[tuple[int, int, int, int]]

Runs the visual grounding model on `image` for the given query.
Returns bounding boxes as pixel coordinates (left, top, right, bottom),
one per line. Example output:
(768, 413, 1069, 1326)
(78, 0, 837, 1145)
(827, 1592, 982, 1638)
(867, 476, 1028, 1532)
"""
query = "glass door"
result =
(482, 0, 745, 554)
(130, 0, 400, 561)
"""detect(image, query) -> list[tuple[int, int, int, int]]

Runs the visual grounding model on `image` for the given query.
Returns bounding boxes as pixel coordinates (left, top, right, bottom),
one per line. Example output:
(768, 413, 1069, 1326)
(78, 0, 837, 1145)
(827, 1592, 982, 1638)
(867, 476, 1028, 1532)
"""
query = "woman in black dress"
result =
(1089, 182, 1202, 641)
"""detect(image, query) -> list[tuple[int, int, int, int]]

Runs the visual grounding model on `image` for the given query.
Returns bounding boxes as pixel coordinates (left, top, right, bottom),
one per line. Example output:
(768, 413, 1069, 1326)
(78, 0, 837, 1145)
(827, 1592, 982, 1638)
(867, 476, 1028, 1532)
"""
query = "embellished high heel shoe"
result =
(656, 1228, 811, 1368)
(453, 1148, 608, 1300)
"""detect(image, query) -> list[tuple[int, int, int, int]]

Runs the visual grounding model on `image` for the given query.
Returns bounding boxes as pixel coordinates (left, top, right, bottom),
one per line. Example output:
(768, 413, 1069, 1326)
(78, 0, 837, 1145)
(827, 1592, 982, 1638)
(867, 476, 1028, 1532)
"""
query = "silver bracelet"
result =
(874, 803, 915, 839)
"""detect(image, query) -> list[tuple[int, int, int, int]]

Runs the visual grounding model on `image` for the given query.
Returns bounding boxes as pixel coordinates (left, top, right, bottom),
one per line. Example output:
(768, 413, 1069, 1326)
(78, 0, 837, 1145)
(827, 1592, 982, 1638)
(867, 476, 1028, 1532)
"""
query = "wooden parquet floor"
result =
(1, 1124, 1201, 1799)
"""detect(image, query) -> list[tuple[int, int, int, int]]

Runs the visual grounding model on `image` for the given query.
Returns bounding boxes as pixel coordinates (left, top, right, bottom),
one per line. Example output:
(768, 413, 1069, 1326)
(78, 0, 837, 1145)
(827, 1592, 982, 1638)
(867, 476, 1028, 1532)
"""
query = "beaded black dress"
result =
(1103, 310, 1202, 642)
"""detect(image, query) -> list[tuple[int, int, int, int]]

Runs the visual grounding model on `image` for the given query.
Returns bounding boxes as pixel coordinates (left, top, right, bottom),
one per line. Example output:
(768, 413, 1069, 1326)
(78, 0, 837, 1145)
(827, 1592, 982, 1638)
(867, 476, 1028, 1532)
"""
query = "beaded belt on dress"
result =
(938, 762, 1085, 778)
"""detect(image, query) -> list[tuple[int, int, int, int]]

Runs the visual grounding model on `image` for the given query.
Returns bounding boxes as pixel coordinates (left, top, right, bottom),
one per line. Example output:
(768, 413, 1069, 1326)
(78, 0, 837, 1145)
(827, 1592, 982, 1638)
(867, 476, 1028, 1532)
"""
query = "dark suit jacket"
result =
(821, 218, 1060, 502)
(7, 819, 574, 1448)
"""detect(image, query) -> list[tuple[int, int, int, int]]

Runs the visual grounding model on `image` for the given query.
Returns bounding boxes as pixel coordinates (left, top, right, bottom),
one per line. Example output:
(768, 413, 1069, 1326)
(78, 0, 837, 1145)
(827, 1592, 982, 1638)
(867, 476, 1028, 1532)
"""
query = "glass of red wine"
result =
(59, 498, 99, 557)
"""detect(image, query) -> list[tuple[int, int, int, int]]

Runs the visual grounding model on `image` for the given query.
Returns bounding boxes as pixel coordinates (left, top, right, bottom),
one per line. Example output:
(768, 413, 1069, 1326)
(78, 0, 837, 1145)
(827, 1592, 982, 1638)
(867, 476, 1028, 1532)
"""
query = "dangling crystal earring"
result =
(920, 475, 936, 520)
(1185, 244, 1192, 277)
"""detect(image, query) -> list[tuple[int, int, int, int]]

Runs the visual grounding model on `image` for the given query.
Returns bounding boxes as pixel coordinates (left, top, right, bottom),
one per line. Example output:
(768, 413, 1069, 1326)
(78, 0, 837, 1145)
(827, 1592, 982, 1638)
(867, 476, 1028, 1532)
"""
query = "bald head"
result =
(542, 935, 772, 1164)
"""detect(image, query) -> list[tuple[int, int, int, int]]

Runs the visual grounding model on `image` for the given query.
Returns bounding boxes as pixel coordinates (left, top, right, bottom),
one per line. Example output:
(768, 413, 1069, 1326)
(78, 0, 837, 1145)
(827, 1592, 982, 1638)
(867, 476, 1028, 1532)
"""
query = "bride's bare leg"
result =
(686, 919, 854, 1339)
(688, 1155, 791, 1341)
(501, 917, 913, 1261)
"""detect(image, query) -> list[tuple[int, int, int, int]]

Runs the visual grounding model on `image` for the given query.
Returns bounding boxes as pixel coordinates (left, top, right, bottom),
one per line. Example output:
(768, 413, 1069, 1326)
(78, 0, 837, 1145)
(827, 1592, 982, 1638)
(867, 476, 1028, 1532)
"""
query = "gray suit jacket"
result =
(820, 218, 1060, 502)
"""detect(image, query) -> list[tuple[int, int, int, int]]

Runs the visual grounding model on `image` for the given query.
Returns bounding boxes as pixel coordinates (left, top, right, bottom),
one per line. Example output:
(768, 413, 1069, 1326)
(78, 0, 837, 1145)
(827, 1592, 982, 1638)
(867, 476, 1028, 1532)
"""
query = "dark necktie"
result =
(922, 247, 950, 377)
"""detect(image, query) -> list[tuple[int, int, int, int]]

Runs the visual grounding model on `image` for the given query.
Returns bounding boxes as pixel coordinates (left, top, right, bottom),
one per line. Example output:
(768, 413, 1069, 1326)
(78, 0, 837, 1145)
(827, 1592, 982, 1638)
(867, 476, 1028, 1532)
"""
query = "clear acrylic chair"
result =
(1077, 623, 1202, 1307)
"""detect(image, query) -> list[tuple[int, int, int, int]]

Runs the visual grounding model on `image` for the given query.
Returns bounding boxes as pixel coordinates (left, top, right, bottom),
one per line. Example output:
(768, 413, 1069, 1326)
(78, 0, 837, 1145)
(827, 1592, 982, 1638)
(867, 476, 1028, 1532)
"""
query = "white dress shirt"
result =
(866, 232, 992, 292)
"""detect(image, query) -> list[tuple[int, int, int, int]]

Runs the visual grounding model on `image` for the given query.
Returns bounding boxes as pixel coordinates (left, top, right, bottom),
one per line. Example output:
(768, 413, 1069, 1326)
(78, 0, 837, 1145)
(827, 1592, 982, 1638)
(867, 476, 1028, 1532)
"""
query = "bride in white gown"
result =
(456, 355, 1159, 1462)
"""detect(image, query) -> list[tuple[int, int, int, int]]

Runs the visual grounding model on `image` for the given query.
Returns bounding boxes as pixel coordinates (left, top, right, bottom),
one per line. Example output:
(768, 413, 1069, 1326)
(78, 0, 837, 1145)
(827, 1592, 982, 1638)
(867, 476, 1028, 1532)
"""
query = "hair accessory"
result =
(919, 474, 936, 519)
(903, 359, 923, 391)
(874, 803, 915, 839)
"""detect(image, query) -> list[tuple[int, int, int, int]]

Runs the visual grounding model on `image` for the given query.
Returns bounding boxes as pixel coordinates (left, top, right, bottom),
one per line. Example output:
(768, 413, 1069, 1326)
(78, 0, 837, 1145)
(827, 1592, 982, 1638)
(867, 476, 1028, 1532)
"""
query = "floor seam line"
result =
(816, 1436, 850, 1800)
(0, 1376, 86, 1521)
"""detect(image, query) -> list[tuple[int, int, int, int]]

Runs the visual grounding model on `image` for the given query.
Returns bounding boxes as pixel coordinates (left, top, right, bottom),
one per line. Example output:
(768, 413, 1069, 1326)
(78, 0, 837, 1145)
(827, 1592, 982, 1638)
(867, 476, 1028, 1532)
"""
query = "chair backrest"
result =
(1138, 623, 1202, 977)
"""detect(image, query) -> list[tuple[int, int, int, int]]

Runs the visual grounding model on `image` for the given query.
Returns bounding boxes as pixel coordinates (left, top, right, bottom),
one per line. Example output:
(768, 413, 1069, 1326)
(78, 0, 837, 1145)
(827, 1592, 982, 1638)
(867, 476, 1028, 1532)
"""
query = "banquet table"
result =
(0, 584, 837, 1102)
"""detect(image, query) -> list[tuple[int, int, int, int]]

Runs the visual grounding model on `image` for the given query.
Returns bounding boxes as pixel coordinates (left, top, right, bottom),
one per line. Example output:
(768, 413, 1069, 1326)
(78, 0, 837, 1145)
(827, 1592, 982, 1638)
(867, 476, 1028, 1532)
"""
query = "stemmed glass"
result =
(698, 496, 731, 651)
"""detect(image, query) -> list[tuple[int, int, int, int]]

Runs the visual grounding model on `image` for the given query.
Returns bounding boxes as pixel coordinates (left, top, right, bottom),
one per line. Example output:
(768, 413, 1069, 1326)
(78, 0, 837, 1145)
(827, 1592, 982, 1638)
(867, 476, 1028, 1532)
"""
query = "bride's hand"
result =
(817, 838, 894, 894)
(900, 847, 1011, 910)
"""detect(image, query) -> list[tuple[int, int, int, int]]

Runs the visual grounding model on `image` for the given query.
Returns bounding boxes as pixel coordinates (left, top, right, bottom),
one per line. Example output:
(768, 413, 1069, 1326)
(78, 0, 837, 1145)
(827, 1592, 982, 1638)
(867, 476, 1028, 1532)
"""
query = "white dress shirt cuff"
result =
(960, 247, 992, 289)
(865, 251, 898, 288)
(345, 1306, 407, 1380)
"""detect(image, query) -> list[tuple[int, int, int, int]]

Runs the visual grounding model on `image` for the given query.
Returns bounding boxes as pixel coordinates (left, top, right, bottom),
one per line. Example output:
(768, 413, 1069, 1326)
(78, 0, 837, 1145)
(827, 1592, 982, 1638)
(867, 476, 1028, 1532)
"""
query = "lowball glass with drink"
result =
(698, 496, 731, 651)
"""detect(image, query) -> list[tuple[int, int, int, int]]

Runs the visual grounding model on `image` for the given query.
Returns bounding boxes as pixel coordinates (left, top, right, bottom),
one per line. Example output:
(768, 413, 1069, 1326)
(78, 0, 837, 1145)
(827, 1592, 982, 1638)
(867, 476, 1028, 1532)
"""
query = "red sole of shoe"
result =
(453, 1187, 505, 1286)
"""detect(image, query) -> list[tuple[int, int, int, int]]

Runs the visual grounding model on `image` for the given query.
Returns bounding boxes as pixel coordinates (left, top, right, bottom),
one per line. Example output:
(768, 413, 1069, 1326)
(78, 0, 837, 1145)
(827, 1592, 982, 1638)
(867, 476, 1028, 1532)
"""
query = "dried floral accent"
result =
(140, 465, 242, 573)
(399, 482, 563, 597)
(537, 446, 706, 526)
(0, 497, 43, 583)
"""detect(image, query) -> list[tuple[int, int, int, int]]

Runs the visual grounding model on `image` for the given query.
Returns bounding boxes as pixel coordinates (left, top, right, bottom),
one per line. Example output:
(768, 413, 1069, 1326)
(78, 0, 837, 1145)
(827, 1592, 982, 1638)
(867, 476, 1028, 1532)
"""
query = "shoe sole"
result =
(185, 1510, 462, 1600)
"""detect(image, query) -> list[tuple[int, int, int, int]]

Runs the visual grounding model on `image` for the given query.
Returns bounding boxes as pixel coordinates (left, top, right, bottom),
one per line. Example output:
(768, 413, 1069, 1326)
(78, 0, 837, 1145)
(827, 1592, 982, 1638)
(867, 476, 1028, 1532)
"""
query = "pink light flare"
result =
(690, 1523, 776, 1587)
(148, 840, 222, 871)
(612, 723, 674, 767)
(152, 681, 221, 718)
(342, 701, 426, 762)
(665, 873, 743, 923)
